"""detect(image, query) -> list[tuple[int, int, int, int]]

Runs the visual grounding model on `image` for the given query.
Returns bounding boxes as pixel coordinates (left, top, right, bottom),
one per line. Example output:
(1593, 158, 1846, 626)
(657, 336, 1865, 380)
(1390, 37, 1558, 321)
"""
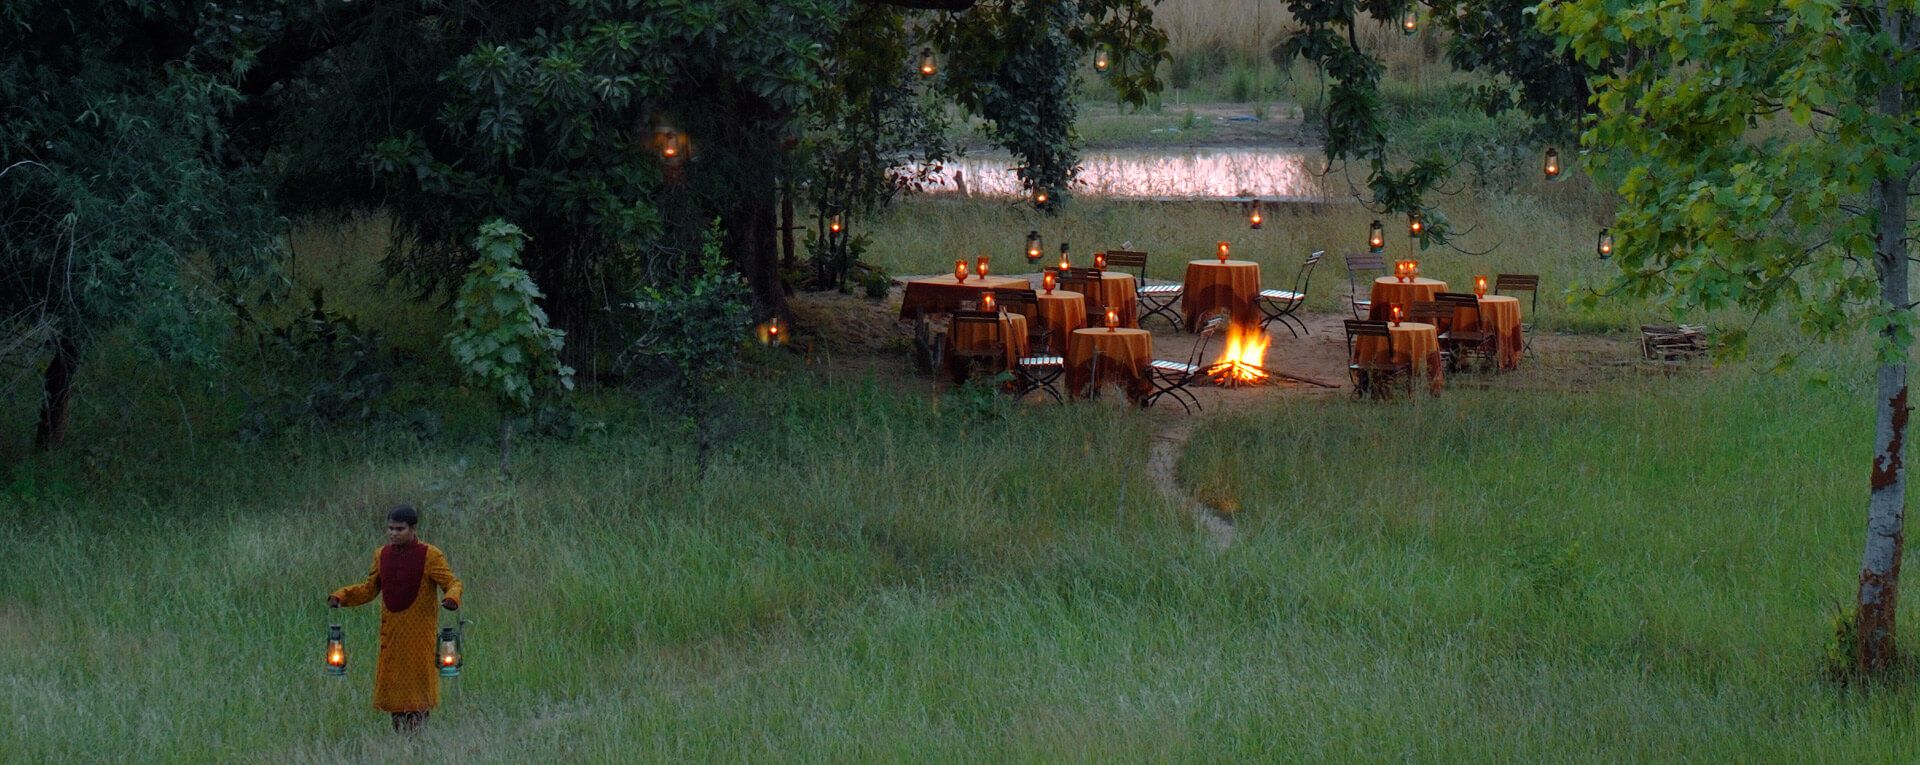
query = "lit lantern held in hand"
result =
(975, 255, 990, 279)
(918, 48, 937, 77)
(1597, 228, 1614, 259)
(1368, 220, 1386, 253)
(436, 624, 463, 678)
(954, 259, 968, 282)
(1043, 270, 1056, 294)
(324, 623, 347, 677)
(1543, 146, 1561, 180)
(1474, 275, 1488, 298)
(1105, 307, 1120, 331)
(1216, 240, 1231, 263)
(1025, 230, 1042, 263)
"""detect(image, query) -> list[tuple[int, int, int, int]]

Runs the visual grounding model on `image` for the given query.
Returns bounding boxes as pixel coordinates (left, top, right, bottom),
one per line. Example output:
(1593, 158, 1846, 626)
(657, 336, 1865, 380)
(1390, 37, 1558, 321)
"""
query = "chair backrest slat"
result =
(1343, 319, 1395, 362)
(1407, 300, 1452, 325)
(1102, 250, 1149, 280)
(1494, 273, 1540, 314)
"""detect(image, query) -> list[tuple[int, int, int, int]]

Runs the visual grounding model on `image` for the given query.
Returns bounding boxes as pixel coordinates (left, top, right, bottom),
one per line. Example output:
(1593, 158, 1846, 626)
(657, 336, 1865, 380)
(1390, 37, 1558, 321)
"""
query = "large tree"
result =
(1548, 0, 1920, 674)
(1, 1, 282, 448)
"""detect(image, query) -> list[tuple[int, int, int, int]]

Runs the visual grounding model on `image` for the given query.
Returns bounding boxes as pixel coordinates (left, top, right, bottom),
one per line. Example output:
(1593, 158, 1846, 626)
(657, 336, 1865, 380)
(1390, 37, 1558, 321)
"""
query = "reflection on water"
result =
(917, 148, 1325, 200)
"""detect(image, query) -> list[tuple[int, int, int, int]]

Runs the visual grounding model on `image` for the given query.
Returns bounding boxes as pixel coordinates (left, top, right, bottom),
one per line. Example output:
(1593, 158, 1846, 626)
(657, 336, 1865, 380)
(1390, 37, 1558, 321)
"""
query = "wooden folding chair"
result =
(1146, 313, 1227, 413)
(992, 287, 1052, 353)
(1058, 268, 1107, 329)
(1101, 251, 1181, 331)
(945, 311, 1007, 384)
(1494, 273, 1539, 355)
(1434, 292, 1495, 371)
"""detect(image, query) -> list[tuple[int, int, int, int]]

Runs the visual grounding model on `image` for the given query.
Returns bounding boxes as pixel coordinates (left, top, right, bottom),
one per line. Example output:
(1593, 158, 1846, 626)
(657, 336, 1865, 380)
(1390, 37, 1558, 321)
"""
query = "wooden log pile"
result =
(1640, 324, 1708, 361)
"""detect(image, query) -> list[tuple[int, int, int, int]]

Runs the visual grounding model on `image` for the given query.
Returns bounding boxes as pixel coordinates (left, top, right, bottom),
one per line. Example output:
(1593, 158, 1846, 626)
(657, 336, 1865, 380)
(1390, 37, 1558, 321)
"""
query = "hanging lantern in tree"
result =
(1025, 230, 1043, 263)
(1402, 8, 1418, 35)
(436, 623, 464, 678)
(1543, 147, 1562, 179)
(1033, 187, 1050, 207)
(828, 213, 843, 236)
(1368, 220, 1386, 252)
(758, 318, 786, 346)
(1058, 242, 1071, 272)
(324, 623, 347, 677)
(1248, 201, 1264, 229)
(655, 124, 687, 163)
(918, 48, 938, 77)
(1597, 228, 1614, 259)
(1408, 209, 1424, 238)
(1094, 45, 1111, 73)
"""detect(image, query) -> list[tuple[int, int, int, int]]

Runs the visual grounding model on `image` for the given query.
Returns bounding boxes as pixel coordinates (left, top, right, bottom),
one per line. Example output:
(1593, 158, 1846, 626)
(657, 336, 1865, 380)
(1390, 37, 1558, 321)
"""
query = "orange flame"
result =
(1214, 323, 1269, 383)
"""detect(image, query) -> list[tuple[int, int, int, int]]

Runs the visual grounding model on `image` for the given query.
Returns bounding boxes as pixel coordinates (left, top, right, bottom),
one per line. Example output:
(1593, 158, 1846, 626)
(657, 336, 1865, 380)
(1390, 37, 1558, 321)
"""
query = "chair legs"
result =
(1145, 373, 1202, 414)
(1138, 296, 1184, 331)
(1015, 366, 1064, 403)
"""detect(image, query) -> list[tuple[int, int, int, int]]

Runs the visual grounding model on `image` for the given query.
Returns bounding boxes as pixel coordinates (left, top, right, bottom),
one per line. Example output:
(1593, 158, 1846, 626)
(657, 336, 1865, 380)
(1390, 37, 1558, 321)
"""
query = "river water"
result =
(916, 147, 1327, 201)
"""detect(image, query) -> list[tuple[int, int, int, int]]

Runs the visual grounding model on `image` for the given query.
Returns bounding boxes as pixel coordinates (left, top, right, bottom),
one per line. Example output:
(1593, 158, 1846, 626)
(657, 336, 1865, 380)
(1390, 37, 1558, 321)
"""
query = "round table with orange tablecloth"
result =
(947, 312, 1030, 379)
(1352, 321, 1444, 394)
(898, 275, 1026, 321)
(1449, 294, 1523, 370)
(1065, 327, 1153, 402)
(1183, 259, 1263, 332)
(1032, 290, 1086, 353)
(1066, 271, 1138, 328)
(1369, 277, 1448, 320)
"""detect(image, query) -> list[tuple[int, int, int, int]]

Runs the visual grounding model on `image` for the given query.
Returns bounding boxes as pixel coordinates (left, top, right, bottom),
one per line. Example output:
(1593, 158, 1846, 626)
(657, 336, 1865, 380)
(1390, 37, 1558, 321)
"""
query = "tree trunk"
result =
(725, 183, 789, 322)
(1856, 7, 1912, 672)
(33, 333, 79, 450)
(499, 415, 513, 479)
(781, 179, 797, 269)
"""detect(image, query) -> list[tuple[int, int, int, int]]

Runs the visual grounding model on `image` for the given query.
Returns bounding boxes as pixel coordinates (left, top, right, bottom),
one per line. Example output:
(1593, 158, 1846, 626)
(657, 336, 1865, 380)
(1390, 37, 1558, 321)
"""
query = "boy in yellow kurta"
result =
(328, 505, 463, 733)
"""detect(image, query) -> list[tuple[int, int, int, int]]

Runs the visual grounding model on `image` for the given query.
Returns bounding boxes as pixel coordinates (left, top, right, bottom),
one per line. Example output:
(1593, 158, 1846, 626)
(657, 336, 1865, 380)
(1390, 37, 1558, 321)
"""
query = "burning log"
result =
(1208, 323, 1270, 386)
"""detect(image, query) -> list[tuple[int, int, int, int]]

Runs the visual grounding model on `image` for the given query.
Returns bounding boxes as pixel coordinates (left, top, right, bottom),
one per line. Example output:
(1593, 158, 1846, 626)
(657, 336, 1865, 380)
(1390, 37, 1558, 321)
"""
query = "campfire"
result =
(1207, 322, 1270, 386)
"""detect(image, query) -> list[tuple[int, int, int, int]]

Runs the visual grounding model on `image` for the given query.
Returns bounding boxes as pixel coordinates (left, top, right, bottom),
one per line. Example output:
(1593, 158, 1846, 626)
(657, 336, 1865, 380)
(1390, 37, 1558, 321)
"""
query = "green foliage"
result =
(622, 221, 754, 398)
(239, 289, 422, 441)
(943, 371, 1016, 420)
(1544, 0, 1918, 359)
(1, 1, 282, 368)
(446, 221, 574, 414)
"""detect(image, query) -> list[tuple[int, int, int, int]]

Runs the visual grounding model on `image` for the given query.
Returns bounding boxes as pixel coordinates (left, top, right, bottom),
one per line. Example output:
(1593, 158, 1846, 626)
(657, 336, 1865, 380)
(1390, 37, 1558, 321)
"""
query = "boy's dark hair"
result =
(388, 504, 420, 527)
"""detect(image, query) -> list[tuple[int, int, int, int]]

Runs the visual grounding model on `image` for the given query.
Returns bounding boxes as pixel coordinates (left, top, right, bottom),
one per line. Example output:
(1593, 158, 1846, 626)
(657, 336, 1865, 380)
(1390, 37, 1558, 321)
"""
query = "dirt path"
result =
(1147, 416, 1236, 548)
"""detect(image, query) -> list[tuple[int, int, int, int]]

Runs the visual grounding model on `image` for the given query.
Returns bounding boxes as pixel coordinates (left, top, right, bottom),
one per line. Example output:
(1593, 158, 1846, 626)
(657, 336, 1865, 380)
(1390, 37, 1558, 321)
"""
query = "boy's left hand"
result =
(442, 598, 458, 610)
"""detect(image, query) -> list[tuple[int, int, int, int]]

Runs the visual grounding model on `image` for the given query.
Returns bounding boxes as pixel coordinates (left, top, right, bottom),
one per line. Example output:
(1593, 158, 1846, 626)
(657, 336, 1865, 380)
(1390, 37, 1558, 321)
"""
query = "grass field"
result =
(4, 182, 1919, 762)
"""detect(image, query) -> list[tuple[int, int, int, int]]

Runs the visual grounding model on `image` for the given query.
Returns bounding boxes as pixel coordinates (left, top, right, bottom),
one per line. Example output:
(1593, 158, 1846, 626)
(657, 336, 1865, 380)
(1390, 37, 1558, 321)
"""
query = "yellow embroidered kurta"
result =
(331, 543, 463, 712)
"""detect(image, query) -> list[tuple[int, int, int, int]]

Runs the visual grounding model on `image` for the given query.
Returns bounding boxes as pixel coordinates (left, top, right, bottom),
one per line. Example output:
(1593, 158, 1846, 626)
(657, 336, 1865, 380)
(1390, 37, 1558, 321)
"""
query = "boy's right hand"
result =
(327, 596, 341, 608)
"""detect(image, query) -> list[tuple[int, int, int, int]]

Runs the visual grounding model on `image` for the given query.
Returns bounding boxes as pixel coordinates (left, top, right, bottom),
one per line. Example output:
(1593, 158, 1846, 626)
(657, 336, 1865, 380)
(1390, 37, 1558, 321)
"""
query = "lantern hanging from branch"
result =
(1094, 46, 1111, 73)
(655, 124, 687, 163)
(1597, 228, 1614, 259)
(324, 623, 347, 677)
(758, 318, 786, 346)
(1248, 201, 1263, 229)
(1025, 230, 1042, 263)
(1543, 147, 1561, 180)
(1408, 210, 1424, 238)
(1058, 242, 1071, 272)
(828, 213, 843, 236)
(1368, 220, 1386, 253)
(1033, 188, 1050, 207)
(1402, 8, 1418, 35)
(918, 48, 938, 77)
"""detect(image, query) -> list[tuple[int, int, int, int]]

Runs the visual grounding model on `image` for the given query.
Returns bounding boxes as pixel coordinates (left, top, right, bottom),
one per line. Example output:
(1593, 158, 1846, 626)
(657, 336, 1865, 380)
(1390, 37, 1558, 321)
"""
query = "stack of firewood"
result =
(1640, 324, 1709, 361)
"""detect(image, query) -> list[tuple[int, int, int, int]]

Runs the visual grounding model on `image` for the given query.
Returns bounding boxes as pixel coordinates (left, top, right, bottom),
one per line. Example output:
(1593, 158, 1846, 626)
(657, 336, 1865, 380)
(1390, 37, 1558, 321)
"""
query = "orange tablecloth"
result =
(1369, 277, 1448, 320)
(899, 275, 1026, 320)
(1183, 260, 1263, 332)
(1451, 294, 1523, 370)
(1353, 321, 1444, 394)
(1066, 272, 1138, 328)
(1065, 327, 1152, 402)
(1034, 290, 1086, 352)
(949, 312, 1030, 373)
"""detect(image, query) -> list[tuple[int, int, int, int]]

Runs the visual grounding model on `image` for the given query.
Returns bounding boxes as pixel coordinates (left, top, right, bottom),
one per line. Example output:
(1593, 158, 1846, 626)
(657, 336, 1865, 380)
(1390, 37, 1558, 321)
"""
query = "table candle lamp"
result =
(1105, 308, 1119, 331)
(1094, 251, 1106, 271)
(1474, 275, 1488, 298)
(1042, 270, 1056, 294)
(981, 290, 996, 312)
(976, 255, 990, 279)
(1216, 240, 1230, 263)
(954, 259, 968, 282)
(1391, 304, 1403, 327)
